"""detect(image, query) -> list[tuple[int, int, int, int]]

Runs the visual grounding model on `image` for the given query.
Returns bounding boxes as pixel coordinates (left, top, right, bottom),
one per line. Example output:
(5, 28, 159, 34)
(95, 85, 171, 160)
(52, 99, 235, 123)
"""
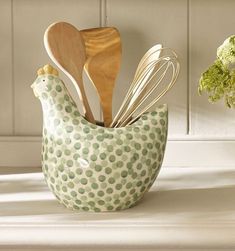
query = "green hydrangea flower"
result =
(217, 35, 235, 68)
(199, 35, 235, 108)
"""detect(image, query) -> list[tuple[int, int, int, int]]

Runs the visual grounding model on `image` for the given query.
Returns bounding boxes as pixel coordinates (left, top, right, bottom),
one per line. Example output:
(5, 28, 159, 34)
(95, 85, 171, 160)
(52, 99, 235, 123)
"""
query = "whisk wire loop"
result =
(115, 59, 171, 127)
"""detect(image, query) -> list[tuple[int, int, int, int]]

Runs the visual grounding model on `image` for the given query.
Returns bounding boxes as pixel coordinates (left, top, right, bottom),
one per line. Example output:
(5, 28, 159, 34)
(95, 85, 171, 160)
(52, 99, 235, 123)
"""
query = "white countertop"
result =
(1, 167, 235, 250)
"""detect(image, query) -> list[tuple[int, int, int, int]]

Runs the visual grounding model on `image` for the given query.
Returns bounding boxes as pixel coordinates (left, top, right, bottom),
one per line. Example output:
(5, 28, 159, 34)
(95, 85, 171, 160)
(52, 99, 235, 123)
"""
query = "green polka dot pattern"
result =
(32, 72, 168, 212)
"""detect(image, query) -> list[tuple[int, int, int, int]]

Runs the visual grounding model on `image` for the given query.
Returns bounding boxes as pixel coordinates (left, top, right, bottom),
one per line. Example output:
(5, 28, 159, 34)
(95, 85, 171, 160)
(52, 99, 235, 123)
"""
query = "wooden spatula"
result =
(44, 22, 95, 124)
(81, 27, 121, 127)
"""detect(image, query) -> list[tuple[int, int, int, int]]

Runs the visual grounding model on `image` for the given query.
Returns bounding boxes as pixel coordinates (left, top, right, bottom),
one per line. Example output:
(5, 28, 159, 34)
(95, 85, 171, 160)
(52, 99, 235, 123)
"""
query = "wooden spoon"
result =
(44, 22, 95, 124)
(81, 27, 121, 127)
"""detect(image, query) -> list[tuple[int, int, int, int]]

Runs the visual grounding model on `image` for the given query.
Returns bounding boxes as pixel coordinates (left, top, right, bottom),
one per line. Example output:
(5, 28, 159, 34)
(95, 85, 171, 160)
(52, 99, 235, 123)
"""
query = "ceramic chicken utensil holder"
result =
(31, 64, 168, 212)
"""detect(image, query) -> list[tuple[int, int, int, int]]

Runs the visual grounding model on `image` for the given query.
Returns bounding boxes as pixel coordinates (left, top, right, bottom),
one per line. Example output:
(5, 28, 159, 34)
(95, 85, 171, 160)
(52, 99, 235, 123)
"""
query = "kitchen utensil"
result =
(81, 27, 121, 127)
(112, 47, 179, 127)
(44, 22, 95, 124)
(111, 44, 163, 127)
(116, 58, 171, 127)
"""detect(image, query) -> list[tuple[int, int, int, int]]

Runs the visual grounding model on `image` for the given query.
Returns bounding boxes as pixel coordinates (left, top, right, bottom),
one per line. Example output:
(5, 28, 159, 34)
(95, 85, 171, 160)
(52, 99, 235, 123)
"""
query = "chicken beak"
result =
(31, 83, 39, 98)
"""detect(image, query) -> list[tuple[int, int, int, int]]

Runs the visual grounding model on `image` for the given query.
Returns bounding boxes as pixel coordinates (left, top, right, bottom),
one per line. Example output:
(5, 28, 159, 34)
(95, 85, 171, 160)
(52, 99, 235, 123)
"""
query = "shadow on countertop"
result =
(0, 168, 234, 222)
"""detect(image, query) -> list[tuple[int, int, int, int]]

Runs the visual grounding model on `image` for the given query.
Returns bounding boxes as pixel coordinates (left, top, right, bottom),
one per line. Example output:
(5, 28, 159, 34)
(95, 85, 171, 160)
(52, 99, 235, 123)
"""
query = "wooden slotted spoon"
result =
(44, 22, 95, 124)
(81, 27, 121, 127)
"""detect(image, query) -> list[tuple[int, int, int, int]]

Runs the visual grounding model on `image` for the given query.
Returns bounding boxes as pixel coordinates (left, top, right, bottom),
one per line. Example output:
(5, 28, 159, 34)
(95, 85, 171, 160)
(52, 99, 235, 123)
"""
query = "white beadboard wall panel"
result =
(13, 0, 100, 135)
(190, 0, 235, 136)
(0, 0, 13, 135)
(107, 0, 188, 136)
(1, 0, 235, 167)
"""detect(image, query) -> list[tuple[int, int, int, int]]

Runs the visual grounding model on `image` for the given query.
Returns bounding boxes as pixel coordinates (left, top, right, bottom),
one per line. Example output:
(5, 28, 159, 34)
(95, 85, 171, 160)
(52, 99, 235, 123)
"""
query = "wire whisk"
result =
(111, 45, 180, 127)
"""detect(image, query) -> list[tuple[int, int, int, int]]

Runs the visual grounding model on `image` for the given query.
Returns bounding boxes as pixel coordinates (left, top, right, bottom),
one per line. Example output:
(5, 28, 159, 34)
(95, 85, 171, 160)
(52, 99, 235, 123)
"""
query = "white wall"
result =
(0, 0, 235, 167)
